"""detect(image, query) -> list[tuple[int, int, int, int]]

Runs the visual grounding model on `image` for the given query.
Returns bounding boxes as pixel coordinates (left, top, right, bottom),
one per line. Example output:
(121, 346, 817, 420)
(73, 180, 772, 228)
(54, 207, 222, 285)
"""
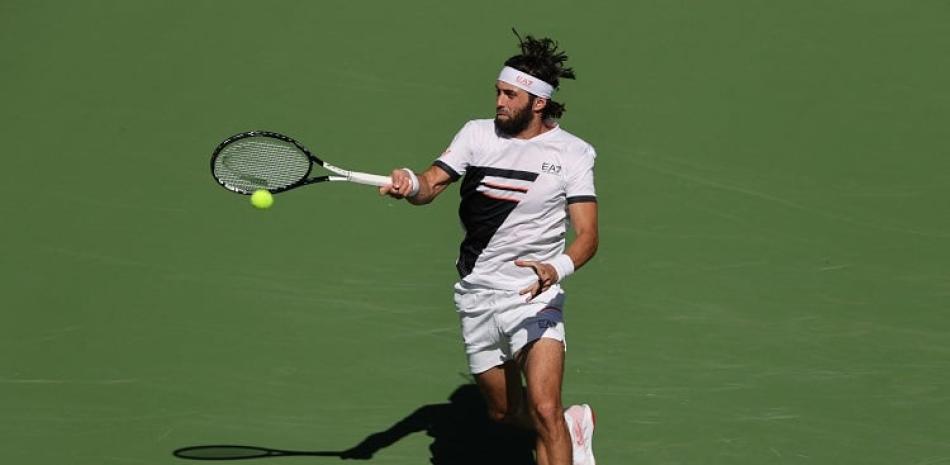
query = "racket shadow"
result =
(173, 446, 340, 460)
(173, 384, 536, 464)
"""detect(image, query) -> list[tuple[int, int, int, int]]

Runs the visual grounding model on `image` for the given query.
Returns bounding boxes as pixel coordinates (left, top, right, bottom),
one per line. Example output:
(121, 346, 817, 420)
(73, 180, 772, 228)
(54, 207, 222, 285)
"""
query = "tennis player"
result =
(381, 32, 598, 465)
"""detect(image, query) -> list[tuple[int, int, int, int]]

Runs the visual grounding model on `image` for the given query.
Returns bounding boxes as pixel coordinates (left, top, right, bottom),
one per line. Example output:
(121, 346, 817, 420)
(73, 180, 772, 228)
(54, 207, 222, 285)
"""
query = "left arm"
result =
(563, 201, 599, 270)
(516, 201, 599, 299)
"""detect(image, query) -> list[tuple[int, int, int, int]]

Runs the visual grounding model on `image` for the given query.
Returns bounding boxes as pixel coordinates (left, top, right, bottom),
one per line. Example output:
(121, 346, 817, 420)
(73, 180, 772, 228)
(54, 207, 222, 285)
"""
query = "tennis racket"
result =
(173, 445, 341, 460)
(210, 131, 391, 195)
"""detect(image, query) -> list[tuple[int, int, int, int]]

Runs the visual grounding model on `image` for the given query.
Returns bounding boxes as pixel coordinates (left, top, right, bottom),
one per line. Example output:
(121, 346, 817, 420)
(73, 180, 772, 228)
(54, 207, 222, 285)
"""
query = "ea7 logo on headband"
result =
(541, 162, 561, 174)
(516, 75, 534, 86)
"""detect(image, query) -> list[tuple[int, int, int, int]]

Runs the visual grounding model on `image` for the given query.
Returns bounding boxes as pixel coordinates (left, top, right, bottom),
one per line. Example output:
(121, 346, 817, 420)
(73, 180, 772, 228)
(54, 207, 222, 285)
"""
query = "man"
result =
(381, 32, 598, 465)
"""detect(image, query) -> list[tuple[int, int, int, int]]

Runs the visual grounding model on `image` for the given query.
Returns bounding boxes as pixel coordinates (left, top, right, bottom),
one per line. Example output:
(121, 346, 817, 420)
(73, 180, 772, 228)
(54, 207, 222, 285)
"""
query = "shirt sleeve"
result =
(433, 121, 476, 182)
(566, 145, 597, 203)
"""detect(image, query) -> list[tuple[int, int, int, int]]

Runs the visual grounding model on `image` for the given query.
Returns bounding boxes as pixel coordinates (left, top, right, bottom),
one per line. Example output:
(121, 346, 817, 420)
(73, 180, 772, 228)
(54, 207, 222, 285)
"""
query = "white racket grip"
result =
(348, 171, 392, 187)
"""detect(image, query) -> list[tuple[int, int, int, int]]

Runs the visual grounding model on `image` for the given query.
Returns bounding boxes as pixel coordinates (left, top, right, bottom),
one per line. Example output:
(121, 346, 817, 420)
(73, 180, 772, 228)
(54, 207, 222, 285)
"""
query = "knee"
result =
(530, 401, 564, 427)
(487, 407, 509, 424)
(488, 409, 526, 425)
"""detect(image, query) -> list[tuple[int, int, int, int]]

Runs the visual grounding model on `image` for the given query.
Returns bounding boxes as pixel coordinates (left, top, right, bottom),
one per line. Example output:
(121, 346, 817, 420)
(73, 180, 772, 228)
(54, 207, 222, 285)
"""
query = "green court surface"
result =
(2, 1, 948, 464)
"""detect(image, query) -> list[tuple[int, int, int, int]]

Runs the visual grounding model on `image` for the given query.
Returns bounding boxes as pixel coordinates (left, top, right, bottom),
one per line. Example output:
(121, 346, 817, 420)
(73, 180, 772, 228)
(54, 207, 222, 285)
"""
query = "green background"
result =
(2, 1, 948, 464)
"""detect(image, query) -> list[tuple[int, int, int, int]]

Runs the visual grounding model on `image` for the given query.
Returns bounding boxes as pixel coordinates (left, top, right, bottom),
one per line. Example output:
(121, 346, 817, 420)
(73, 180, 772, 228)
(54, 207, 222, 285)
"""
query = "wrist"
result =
(400, 168, 420, 198)
(547, 254, 575, 283)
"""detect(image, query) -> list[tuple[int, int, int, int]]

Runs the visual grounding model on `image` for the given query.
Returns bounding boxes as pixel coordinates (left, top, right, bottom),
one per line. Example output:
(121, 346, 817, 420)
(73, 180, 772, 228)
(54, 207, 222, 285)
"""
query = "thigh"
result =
(518, 338, 565, 407)
(475, 360, 525, 417)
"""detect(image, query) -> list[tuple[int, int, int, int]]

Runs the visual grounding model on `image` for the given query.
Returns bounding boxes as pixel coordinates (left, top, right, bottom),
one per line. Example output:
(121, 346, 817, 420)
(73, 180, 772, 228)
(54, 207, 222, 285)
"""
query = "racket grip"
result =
(348, 171, 392, 187)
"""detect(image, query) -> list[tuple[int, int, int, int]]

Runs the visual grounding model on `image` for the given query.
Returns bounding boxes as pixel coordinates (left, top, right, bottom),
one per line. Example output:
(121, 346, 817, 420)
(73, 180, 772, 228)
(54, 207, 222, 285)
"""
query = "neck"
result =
(513, 116, 554, 140)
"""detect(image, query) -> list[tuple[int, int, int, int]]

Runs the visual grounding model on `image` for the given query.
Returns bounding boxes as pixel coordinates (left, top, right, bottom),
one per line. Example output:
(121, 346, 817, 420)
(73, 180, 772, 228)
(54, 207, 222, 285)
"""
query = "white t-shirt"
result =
(434, 119, 597, 290)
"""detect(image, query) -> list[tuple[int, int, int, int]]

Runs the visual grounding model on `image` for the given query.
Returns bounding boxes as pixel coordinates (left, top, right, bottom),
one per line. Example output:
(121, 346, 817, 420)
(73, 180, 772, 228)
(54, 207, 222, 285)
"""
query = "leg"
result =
(457, 284, 525, 425)
(474, 361, 532, 429)
(519, 338, 572, 465)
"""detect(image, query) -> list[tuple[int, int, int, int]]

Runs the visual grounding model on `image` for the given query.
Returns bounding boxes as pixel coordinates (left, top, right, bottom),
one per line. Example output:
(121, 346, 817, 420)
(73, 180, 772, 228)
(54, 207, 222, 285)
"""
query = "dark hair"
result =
(503, 29, 576, 119)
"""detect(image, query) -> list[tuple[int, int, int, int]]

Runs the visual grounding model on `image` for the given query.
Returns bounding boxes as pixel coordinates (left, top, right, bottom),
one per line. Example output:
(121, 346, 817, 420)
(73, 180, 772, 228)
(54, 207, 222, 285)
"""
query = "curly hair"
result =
(504, 29, 576, 119)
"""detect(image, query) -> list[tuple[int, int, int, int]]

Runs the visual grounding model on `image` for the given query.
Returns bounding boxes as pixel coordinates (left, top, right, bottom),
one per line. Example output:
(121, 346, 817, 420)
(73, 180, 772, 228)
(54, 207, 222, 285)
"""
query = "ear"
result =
(533, 97, 548, 113)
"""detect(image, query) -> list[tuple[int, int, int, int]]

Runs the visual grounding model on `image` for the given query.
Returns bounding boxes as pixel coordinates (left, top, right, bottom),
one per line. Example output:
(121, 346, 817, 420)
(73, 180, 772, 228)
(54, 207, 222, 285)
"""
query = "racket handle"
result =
(348, 171, 391, 187)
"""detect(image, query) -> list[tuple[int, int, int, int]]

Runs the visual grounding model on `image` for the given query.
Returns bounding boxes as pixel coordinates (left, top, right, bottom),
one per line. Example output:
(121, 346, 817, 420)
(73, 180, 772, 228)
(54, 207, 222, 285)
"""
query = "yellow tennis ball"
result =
(250, 190, 274, 209)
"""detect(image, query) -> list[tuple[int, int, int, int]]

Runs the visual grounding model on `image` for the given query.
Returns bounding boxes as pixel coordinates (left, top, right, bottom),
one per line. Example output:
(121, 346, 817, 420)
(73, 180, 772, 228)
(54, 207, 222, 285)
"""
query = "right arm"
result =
(381, 121, 474, 204)
(378, 165, 455, 205)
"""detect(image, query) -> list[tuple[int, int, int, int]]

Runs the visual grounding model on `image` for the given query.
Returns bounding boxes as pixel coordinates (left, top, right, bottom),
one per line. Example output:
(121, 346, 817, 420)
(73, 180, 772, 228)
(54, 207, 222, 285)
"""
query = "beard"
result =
(494, 99, 535, 137)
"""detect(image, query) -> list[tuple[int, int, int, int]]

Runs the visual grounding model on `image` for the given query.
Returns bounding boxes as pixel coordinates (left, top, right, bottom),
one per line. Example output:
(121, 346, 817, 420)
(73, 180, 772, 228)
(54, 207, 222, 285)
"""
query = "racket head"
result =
(173, 445, 278, 459)
(210, 131, 322, 195)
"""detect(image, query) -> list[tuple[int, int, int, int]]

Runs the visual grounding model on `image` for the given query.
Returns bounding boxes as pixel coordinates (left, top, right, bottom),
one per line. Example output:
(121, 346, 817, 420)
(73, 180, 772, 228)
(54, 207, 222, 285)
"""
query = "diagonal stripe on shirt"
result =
(456, 166, 539, 278)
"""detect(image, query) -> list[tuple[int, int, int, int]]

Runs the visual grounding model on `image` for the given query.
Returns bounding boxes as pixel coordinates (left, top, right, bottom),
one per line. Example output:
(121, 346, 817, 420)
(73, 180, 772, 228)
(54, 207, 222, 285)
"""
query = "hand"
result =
(515, 259, 559, 301)
(378, 169, 414, 199)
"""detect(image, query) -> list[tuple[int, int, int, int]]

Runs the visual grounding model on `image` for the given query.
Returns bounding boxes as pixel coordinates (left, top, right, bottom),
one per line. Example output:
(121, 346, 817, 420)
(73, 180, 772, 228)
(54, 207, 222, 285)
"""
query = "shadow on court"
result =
(173, 384, 536, 465)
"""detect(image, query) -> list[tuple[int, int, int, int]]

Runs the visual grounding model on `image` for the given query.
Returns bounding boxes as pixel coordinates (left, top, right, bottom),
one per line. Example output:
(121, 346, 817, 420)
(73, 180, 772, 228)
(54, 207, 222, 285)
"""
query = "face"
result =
(494, 81, 539, 136)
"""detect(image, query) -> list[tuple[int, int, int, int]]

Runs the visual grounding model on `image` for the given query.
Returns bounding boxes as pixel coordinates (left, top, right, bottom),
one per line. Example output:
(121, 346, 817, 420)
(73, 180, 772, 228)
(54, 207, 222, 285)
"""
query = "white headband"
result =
(498, 66, 555, 99)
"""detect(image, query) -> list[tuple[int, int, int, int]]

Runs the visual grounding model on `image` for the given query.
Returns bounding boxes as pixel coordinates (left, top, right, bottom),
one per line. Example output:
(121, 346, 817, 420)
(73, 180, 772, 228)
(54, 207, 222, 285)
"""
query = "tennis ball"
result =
(250, 189, 274, 209)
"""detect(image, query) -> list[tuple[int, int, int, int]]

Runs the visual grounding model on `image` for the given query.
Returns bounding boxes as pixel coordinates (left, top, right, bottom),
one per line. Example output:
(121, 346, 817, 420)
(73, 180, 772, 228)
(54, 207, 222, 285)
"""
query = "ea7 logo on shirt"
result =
(541, 162, 562, 174)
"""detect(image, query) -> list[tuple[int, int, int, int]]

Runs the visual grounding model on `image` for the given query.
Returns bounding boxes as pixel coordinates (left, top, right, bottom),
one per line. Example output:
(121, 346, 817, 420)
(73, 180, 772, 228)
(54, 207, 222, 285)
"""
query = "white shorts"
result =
(454, 282, 567, 374)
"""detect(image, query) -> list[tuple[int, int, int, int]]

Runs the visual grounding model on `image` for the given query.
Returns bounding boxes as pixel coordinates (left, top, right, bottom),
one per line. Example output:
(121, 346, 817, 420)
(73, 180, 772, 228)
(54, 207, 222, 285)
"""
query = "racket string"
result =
(213, 138, 310, 193)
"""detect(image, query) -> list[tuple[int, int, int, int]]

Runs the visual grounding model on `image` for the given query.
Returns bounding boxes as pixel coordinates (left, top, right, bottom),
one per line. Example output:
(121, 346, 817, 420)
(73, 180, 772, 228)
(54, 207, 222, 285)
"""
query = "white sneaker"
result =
(564, 404, 596, 465)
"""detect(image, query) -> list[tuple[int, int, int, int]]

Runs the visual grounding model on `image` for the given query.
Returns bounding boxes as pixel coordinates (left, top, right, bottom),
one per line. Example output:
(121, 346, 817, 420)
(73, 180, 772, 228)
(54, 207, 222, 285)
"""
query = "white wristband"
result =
(400, 168, 420, 197)
(547, 254, 575, 283)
